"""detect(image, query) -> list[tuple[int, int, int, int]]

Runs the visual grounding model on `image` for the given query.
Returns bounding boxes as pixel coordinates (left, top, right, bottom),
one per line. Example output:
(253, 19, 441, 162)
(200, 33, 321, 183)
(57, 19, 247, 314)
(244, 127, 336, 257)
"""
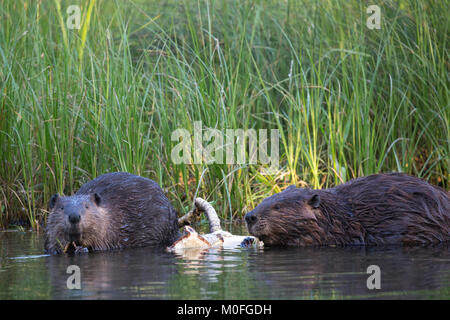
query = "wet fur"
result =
(44, 172, 180, 254)
(246, 173, 450, 246)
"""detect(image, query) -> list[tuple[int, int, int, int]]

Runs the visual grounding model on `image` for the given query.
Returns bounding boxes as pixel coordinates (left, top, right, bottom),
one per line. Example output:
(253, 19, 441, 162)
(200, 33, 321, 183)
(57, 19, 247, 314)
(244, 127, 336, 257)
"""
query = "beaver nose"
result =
(68, 213, 81, 224)
(245, 211, 257, 225)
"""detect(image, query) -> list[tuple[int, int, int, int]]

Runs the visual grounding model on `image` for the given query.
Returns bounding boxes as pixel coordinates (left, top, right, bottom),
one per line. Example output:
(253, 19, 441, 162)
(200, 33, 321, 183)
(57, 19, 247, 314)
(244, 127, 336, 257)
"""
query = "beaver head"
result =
(45, 193, 110, 253)
(245, 186, 325, 246)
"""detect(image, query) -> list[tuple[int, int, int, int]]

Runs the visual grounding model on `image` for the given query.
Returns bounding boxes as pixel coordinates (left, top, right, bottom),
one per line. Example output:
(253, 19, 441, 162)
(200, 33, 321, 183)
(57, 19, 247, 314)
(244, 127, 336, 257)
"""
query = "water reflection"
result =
(246, 246, 450, 299)
(0, 230, 449, 299)
(45, 247, 179, 299)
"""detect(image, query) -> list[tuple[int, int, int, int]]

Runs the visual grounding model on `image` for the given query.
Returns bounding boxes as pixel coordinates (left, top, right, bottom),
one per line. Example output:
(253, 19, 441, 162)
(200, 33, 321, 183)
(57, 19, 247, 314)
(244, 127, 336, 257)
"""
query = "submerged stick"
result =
(177, 197, 222, 233)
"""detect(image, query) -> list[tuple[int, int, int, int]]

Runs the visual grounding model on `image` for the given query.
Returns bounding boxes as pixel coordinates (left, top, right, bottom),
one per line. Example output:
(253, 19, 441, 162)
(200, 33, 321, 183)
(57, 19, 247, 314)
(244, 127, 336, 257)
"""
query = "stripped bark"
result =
(178, 197, 222, 233)
(173, 197, 263, 251)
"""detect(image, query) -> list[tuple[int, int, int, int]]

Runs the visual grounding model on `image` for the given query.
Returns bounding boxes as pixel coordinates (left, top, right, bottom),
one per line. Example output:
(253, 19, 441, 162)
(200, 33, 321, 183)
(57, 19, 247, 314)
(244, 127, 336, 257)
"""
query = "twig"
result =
(177, 197, 222, 233)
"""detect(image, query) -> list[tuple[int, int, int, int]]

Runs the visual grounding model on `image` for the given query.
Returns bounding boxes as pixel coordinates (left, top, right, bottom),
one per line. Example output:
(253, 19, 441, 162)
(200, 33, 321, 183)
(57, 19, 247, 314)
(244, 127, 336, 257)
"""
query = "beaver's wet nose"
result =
(68, 212, 81, 224)
(245, 211, 257, 225)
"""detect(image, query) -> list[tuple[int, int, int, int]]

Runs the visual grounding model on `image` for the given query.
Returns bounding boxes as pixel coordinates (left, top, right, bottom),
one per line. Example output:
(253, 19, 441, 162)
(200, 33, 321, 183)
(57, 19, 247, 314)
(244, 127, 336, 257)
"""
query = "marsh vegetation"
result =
(0, 0, 448, 228)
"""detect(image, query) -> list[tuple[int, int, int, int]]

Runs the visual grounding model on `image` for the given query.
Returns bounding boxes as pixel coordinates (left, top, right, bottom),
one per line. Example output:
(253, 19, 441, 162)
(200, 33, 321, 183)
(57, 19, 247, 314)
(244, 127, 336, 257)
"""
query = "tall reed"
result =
(0, 0, 448, 228)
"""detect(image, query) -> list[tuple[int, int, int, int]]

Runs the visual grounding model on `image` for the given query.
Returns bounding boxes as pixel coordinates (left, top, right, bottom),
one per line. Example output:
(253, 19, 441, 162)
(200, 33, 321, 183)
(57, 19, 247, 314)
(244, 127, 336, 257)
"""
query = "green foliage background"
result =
(0, 0, 448, 228)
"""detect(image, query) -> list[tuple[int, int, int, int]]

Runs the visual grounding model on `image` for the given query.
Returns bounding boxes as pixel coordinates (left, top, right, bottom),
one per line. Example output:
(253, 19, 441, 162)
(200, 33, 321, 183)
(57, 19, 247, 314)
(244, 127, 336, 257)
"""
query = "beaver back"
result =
(245, 173, 450, 246)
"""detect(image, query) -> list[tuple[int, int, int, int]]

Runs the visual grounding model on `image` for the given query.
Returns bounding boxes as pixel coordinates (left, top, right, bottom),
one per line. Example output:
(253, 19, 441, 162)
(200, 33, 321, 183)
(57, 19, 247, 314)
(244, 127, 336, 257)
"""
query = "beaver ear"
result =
(308, 194, 320, 208)
(91, 193, 101, 206)
(49, 194, 59, 210)
(285, 185, 296, 191)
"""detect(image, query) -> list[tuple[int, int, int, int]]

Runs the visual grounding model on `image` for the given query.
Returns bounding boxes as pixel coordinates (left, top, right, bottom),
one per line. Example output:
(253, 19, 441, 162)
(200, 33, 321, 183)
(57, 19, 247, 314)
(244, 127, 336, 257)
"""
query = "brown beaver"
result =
(44, 172, 180, 254)
(245, 173, 450, 246)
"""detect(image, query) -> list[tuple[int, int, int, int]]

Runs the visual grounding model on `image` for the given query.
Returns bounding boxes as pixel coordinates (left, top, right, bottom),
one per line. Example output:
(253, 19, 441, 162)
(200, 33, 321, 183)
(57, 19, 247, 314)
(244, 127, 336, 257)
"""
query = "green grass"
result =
(0, 0, 448, 229)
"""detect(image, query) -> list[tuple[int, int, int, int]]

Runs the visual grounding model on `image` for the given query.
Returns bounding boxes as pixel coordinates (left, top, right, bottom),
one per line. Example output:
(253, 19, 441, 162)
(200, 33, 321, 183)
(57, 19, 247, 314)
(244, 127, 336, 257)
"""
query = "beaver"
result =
(44, 172, 180, 254)
(245, 173, 450, 246)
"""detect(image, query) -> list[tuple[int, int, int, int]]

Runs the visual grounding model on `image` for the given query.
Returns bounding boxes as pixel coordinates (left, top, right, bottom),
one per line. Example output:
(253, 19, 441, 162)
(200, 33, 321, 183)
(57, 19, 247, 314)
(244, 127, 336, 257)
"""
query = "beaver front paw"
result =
(240, 237, 256, 248)
(74, 246, 89, 254)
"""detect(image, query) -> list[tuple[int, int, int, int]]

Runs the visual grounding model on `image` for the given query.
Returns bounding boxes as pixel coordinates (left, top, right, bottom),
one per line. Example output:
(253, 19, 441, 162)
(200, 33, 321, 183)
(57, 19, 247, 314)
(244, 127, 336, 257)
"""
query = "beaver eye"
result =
(273, 204, 281, 210)
(85, 205, 89, 209)
(60, 206, 64, 210)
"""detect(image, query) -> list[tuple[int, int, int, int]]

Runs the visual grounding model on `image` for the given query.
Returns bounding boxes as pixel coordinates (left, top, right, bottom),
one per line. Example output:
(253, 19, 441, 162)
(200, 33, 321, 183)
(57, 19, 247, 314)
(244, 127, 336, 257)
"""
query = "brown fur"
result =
(44, 172, 180, 254)
(245, 173, 450, 246)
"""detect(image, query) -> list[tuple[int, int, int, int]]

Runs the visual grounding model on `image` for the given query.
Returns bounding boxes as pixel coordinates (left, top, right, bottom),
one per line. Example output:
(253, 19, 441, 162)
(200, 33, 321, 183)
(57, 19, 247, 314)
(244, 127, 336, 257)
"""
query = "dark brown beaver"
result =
(44, 172, 180, 254)
(245, 173, 450, 246)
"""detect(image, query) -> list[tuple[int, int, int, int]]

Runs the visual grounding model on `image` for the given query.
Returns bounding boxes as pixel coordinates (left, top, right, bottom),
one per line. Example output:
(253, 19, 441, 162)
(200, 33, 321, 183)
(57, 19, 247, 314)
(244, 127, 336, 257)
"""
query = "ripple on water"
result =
(1, 230, 450, 299)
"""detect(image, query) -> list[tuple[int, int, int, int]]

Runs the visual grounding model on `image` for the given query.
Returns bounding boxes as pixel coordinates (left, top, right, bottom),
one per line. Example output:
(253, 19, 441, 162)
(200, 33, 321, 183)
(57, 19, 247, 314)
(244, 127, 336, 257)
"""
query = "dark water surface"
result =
(1, 227, 450, 299)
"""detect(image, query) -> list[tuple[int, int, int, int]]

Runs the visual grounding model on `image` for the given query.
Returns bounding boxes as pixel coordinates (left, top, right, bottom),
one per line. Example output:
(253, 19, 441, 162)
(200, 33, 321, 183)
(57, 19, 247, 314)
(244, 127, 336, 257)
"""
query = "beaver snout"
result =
(68, 212, 81, 224)
(245, 211, 258, 226)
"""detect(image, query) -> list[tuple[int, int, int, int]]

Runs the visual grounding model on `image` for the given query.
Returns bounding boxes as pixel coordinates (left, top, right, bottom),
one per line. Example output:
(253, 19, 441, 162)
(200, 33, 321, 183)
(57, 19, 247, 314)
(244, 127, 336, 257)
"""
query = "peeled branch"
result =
(178, 197, 221, 233)
(171, 197, 263, 251)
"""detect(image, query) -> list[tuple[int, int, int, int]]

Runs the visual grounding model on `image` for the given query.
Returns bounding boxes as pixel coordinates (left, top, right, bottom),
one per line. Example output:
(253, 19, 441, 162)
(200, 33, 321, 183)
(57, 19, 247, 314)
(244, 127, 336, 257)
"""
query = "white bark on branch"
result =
(178, 197, 222, 233)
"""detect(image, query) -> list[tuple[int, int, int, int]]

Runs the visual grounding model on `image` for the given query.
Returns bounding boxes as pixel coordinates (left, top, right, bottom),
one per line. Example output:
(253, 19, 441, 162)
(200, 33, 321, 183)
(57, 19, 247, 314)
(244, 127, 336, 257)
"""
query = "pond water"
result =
(1, 226, 450, 299)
